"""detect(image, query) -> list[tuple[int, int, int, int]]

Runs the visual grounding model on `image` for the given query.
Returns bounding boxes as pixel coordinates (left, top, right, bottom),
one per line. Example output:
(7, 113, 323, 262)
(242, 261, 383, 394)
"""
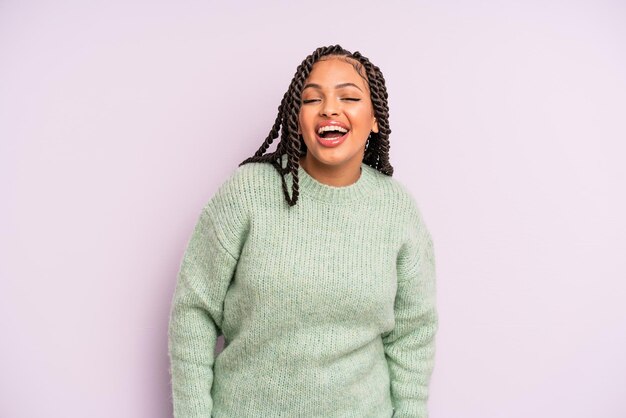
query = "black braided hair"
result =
(239, 44, 393, 207)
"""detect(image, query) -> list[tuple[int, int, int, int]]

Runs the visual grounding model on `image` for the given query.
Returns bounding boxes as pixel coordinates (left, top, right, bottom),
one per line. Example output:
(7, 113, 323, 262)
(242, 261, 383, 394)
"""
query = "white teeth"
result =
(317, 125, 348, 135)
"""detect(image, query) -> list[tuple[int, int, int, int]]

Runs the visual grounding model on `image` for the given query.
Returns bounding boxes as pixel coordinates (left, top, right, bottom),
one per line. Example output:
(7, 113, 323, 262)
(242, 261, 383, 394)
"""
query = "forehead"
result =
(304, 57, 369, 90)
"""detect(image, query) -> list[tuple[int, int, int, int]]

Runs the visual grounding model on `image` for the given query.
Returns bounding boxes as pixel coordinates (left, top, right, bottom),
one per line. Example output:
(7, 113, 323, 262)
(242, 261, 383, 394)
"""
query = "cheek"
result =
(346, 108, 372, 127)
(299, 111, 314, 131)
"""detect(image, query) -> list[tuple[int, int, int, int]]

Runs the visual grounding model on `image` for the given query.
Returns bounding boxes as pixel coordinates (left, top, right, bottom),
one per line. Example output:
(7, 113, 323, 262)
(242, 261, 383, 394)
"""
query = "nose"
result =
(320, 98, 340, 117)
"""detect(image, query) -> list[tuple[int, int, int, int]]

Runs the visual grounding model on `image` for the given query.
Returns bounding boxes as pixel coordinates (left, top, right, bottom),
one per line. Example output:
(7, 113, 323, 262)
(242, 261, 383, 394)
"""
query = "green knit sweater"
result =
(167, 153, 438, 417)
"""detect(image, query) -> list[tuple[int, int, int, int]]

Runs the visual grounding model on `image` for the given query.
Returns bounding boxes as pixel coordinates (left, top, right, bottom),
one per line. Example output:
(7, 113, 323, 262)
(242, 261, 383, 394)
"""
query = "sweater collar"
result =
(280, 153, 376, 204)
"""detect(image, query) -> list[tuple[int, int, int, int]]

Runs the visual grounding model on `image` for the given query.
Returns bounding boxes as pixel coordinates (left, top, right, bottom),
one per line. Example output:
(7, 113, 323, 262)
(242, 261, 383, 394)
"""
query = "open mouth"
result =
(313, 123, 351, 147)
(316, 124, 350, 139)
(315, 130, 349, 147)
(318, 130, 348, 139)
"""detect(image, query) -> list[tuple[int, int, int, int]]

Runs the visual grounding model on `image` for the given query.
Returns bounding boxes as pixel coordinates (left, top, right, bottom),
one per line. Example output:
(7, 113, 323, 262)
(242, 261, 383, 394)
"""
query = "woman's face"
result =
(298, 57, 379, 172)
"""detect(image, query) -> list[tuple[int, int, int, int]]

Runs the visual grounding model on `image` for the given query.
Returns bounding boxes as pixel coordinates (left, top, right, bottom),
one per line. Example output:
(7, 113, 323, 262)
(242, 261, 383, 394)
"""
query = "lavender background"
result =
(1, 1, 625, 417)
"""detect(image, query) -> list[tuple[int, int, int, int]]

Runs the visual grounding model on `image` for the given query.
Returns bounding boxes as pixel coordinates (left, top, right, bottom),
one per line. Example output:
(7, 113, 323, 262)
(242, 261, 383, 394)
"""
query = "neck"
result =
(298, 154, 363, 187)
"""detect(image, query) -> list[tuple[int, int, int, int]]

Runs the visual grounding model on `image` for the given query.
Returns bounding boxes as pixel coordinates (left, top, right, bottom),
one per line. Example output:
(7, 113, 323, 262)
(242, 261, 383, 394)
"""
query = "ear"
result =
(371, 118, 379, 134)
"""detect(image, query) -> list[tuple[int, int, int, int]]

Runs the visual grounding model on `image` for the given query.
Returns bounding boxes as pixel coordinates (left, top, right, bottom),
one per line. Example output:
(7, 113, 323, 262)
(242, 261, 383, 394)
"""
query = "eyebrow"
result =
(302, 82, 363, 92)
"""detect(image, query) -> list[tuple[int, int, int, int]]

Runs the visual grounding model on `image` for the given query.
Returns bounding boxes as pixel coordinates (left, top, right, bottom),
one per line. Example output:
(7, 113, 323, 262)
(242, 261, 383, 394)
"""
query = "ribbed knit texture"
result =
(168, 153, 438, 418)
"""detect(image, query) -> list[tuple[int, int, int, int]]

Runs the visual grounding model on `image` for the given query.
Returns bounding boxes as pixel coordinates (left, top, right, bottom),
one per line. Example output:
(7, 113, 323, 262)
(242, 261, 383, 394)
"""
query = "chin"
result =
(313, 150, 361, 166)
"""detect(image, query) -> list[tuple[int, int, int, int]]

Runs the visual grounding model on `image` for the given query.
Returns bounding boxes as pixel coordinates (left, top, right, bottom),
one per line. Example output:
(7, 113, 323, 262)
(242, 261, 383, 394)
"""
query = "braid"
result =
(239, 44, 394, 207)
(351, 51, 394, 176)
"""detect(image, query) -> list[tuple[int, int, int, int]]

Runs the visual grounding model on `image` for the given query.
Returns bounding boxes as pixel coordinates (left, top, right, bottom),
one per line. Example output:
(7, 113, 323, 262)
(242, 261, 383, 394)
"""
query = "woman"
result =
(168, 44, 438, 417)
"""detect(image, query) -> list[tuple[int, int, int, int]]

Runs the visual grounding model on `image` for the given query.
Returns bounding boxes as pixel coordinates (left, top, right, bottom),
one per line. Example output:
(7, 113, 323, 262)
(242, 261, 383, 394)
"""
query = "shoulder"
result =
(369, 169, 424, 220)
(205, 160, 277, 209)
(371, 169, 433, 245)
(199, 161, 275, 257)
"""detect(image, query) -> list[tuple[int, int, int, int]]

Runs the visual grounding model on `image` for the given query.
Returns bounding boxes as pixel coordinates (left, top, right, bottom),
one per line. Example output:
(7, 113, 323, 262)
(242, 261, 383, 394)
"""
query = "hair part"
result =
(239, 44, 394, 207)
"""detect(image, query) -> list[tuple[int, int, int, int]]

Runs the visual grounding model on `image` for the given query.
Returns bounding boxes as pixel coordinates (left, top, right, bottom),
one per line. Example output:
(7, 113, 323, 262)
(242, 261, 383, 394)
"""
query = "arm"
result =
(383, 208, 438, 418)
(167, 172, 249, 417)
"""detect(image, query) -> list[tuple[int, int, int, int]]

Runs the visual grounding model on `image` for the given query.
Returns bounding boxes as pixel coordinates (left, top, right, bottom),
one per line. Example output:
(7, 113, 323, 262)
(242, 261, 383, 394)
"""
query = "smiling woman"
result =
(167, 45, 438, 418)
(238, 45, 394, 206)
(297, 57, 380, 186)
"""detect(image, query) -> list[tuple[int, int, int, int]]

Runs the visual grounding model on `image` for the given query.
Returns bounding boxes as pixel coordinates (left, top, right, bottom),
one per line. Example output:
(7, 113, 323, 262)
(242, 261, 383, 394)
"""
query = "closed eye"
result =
(302, 98, 361, 104)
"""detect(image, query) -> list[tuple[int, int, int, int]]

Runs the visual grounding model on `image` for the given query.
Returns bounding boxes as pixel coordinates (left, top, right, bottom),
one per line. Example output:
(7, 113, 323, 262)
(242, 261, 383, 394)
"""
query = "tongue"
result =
(322, 131, 344, 138)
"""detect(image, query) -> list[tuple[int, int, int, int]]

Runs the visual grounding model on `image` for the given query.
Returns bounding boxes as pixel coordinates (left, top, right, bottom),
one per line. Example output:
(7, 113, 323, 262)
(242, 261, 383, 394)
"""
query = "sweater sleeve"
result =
(383, 204, 438, 418)
(167, 171, 249, 418)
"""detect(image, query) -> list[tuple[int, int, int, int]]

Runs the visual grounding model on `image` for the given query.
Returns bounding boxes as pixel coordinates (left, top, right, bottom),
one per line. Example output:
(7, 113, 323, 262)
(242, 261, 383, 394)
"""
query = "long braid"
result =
(239, 44, 394, 206)
(351, 51, 394, 175)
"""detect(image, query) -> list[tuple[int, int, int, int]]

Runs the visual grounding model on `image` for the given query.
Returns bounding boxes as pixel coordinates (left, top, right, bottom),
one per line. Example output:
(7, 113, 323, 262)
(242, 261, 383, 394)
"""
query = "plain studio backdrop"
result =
(1, 1, 624, 417)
